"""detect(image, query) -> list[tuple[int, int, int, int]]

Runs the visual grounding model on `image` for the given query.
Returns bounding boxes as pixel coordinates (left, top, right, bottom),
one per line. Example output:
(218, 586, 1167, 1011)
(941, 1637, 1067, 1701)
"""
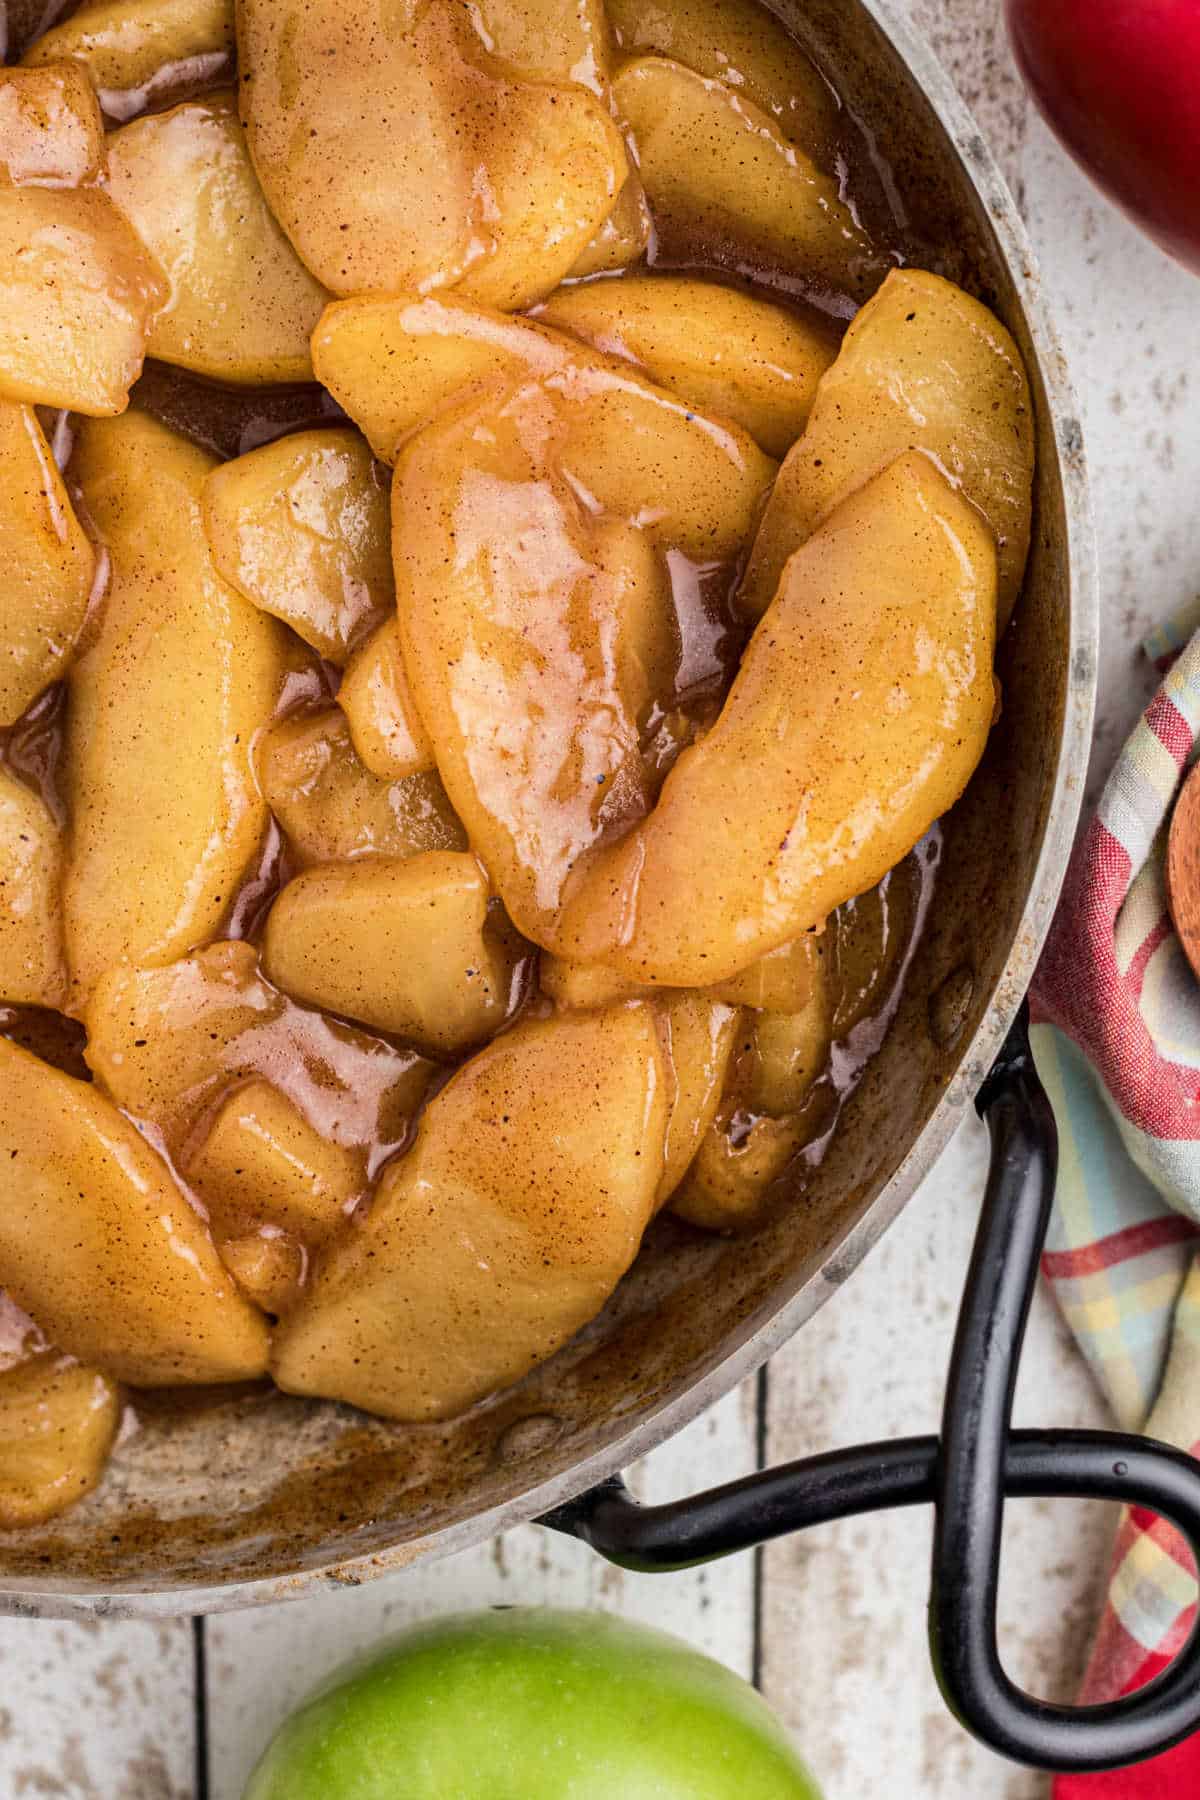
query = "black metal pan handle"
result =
(542, 1005, 1200, 1773)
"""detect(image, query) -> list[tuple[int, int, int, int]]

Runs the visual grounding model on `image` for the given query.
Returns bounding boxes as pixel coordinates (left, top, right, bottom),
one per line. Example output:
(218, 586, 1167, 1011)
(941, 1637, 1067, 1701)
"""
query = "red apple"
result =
(1005, 0, 1200, 271)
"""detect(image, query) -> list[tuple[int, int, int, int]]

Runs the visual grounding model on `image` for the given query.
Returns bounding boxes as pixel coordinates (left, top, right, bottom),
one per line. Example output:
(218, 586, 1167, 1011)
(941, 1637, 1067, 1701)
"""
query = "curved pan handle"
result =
(542, 1005, 1200, 1773)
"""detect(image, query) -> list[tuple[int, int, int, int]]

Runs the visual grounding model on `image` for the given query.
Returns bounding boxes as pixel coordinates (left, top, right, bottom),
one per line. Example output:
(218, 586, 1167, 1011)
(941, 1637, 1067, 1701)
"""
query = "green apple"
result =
(244, 1607, 821, 1798)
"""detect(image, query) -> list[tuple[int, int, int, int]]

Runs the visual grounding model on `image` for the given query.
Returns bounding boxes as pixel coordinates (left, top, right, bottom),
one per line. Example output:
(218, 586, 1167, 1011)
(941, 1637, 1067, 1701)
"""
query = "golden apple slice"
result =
(238, 0, 626, 306)
(272, 1002, 668, 1420)
(338, 621, 434, 780)
(23, 0, 235, 121)
(0, 1353, 120, 1528)
(739, 269, 1035, 626)
(612, 58, 880, 305)
(65, 411, 289, 1001)
(311, 292, 573, 466)
(540, 956, 645, 1009)
(568, 173, 652, 277)
(0, 1035, 269, 1384)
(203, 428, 392, 662)
(257, 710, 466, 868)
(671, 1101, 826, 1233)
(605, 0, 835, 152)
(560, 453, 998, 984)
(105, 94, 330, 385)
(0, 185, 166, 413)
(656, 993, 741, 1205)
(707, 930, 825, 1012)
(0, 401, 96, 725)
(538, 273, 837, 456)
(263, 853, 519, 1054)
(85, 939, 434, 1160)
(184, 1077, 365, 1244)
(741, 976, 832, 1117)
(0, 768, 67, 1009)
(393, 364, 774, 947)
(0, 63, 104, 187)
(541, 934, 823, 1014)
(477, 0, 612, 86)
(217, 1230, 303, 1316)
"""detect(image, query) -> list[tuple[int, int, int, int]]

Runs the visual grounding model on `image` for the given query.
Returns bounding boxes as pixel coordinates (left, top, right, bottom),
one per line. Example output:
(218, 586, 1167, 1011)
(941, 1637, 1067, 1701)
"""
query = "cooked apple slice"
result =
(0, 401, 96, 725)
(238, 0, 626, 306)
(23, 0, 235, 121)
(262, 853, 519, 1054)
(184, 1077, 365, 1244)
(85, 939, 434, 1159)
(203, 429, 392, 662)
(257, 710, 465, 868)
(394, 364, 774, 947)
(311, 293, 574, 465)
(707, 930, 825, 1013)
(539, 274, 837, 456)
(105, 95, 330, 385)
(272, 1002, 668, 1420)
(0, 1353, 120, 1528)
(217, 1231, 304, 1316)
(741, 976, 832, 1118)
(657, 993, 741, 1205)
(541, 935, 823, 1014)
(338, 621, 434, 780)
(606, 0, 835, 153)
(612, 58, 879, 305)
(477, 0, 612, 85)
(0, 63, 104, 187)
(568, 173, 652, 277)
(559, 453, 998, 984)
(671, 1098, 828, 1233)
(0, 1035, 269, 1384)
(65, 411, 288, 1001)
(0, 186, 166, 413)
(540, 956, 645, 1008)
(739, 269, 1035, 626)
(0, 769, 67, 1009)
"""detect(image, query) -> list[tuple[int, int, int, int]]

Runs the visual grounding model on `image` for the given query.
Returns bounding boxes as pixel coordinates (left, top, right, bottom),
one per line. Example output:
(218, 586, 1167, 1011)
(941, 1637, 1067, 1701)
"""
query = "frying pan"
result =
(6, 0, 1200, 1775)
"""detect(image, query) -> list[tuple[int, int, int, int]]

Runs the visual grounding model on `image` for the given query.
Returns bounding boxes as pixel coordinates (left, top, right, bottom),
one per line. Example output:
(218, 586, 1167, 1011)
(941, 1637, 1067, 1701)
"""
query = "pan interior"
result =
(0, 0, 1083, 1607)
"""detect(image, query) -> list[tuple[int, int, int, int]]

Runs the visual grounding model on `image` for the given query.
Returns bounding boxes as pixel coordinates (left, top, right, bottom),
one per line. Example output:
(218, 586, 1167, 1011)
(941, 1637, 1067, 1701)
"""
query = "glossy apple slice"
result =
(393, 363, 774, 947)
(65, 410, 289, 1001)
(203, 428, 392, 662)
(238, 0, 626, 305)
(0, 186, 166, 413)
(0, 768, 66, 1009)
(272, 1002, 668, 1420)
(262, 853, 521, 1054)
(0, 400, 96, 725)
(559, 453, 998, 984)
(0, 63, 104, 186)
(612, 56, 880, 305)
(739, 268, 1034, 626)
(105, 94, 330, 384)
(538, 273, 837, 456)
(0, 1035, 270, 1384)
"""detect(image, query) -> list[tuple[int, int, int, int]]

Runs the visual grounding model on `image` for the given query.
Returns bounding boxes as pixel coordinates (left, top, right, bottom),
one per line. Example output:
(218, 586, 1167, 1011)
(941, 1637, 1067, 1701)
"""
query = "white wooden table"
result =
(5, 2, 1200, 1793)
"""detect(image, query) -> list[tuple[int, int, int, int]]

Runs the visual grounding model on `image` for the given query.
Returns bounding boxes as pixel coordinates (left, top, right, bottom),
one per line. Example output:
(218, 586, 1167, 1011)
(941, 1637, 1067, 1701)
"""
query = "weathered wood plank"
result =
(206, 1381, 759, 1800)
(0, 1617, 195, 1798)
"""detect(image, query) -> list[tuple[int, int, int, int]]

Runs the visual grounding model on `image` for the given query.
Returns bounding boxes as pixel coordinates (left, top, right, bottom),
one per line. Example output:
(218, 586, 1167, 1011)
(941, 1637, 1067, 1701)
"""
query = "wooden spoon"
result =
(1166, 761, 1200, 982)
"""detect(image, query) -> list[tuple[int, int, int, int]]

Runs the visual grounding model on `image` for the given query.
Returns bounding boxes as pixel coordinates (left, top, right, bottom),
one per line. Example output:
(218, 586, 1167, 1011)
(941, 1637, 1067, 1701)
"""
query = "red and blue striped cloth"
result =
(1032, 606, 1200, 1795)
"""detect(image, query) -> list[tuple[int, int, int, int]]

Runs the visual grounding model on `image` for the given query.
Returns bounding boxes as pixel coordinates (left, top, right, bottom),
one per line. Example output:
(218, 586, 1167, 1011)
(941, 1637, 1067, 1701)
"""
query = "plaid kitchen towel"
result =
(1030, 604, 1200, 1796)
